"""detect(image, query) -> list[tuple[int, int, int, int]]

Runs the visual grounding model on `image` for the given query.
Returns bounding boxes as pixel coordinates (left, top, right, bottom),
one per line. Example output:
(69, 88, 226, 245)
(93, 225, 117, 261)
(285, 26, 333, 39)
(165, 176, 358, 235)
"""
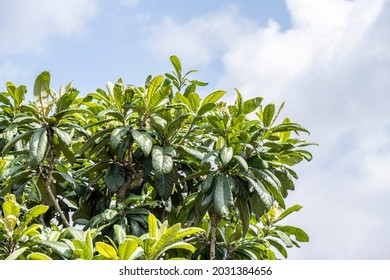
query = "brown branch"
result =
(43, 126, 70, 228)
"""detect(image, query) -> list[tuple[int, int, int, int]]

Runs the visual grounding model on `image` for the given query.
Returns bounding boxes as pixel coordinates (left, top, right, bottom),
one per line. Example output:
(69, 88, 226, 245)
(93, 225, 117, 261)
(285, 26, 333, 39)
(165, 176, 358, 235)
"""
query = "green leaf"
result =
(275, 230, 294, 248)
(81, 127, 115, 154)
(187, 92, 200, 112)
(118, 239, 139, 260)
(2, 196, 20, 218)
(52, 127, 71, 146)
(213, 174, 233, 217)
(255, 170, 285, 209)
(33, 71, 50, 112)
(149, 88, 169, 110)
(147, 75, 164, 108)
(166, 114, 191, 139)
(276, 204, 303, 222)
(56, 90, 78, 112)
(113, 224, 126, 245)
(170, 55, 182, 78)
(58, 140, 76, 164)
(236, 196, 250, 237)
(246, 176, 273, 211)
(5, 247, 28, 260)
(263, 104, 275, 127)
(22, 205, 49, 226)
(268, 239, 288, 258)
(197, 103, 216, 115)
(37, 240, 72, 259)
(243, 97, 263, 115)
(152, 146, 174, 175)
(154, 223, 181, 257)
(29, 127, 48, 167)
(233, 155, 249, 171)
(177, 145, 205, 160)
(96, 242, 118, 259)
(159, 242, 196, 257)
(219, 146, 233, 165)
(104, 163, 125, 193)
(201, 90, 226, 106)
(175, 227, 205, 241)
(155, 170, 175, 201)
(271, 122, 310, 134)
(73, 239, 93, 260)
(276, 226, 309, 242)
(148, 213, 158, 239)
(52, 108, 92, 120)
(1, 130, 34, 156)
(113, 79, 124, 109)
(131, 130, 153, 157)
(27, 253, 53, 260)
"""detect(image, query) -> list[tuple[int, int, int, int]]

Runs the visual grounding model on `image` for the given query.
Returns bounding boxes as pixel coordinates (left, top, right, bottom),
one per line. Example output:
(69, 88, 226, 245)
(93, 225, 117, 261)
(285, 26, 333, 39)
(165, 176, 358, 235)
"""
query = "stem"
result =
(209, 208, 220, 260)
(43, 126, 70, 228)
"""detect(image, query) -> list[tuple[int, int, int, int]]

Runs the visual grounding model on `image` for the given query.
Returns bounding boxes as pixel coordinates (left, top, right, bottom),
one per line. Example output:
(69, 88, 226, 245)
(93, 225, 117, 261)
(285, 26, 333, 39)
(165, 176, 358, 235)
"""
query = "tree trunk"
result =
(44, 126, 70, 227)
(209, 209, 220, 260)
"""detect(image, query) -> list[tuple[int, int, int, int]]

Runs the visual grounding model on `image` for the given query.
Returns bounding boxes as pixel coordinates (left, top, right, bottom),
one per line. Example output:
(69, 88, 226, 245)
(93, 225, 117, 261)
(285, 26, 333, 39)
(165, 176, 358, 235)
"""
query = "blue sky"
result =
(1, 0, 390, 259)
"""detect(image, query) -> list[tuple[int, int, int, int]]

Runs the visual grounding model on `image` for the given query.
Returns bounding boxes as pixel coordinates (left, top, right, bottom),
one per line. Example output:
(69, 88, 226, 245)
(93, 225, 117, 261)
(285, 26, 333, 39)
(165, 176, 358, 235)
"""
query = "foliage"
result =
(0, 56, 316, 260)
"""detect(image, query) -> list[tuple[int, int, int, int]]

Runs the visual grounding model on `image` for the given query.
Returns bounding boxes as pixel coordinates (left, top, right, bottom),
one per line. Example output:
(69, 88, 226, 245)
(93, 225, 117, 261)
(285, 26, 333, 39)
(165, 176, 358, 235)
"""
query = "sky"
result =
(1, 0, 389, 259)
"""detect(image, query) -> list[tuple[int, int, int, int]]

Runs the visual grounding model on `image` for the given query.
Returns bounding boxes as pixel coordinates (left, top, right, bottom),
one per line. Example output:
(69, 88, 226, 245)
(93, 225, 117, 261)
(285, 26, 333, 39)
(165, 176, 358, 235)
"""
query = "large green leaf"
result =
(236, 196, 250, 237)
(276, 226, 309, 242)
(219, 146, 233, 165)
(201, 90, 226, 106)
(1, 130, 34, 156)
(29, 127, 48, 167)
(270, 122, 310, 134)
(56, 90, 78, 113)
(27, 253, 53, 260)
(246, 176, 273, 211)
(5, 247, 28, 260)
(213, 174, 233, 217)
(166, 114, 191, 139)
(52, 127, 71, 146)
(118, 239, 139, 260)
(96, 242, 118, 259)
(154, 223, 181, 258)
(170, 55, 182, 78)
(73, 239, 93, 260)
(33, 71, 50, 112)
(131, 130, 153, 156)
(276, 204, 303, 222)
(152, 146, 174, 175)
(104, 163, 125, 193)
(21, 205, 49, 226)
(155, 170, 175, 200)
(243, 97, 263, 115)
(147, 75, 164, 108)
(262, 104, 275, 127)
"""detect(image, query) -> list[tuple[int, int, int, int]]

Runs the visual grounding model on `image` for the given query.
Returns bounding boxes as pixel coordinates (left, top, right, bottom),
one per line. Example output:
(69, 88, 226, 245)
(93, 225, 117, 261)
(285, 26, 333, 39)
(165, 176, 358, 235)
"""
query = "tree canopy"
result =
(0, 56, 316, 260)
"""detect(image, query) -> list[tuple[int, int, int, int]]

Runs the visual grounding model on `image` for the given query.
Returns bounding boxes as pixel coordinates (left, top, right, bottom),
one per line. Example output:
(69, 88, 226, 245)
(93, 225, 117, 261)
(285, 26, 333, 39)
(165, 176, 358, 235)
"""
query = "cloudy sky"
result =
(1, 0, 389, 259)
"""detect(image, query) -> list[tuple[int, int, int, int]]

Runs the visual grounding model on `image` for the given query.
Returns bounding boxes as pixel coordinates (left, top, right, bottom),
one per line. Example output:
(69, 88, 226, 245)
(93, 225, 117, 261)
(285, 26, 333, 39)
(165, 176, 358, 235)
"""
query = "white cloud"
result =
(0, 0, 97, 55)
(144, 0, 390, 259)
(143, 5, 258, 66)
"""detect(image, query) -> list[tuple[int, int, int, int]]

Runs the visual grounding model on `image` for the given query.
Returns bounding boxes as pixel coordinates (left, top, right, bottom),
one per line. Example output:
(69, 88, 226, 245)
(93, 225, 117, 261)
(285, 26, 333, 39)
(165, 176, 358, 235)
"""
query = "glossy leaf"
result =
(29, 127, 48, 167)
(33, 71, 50, 111)
(96, 242, 118, 259)
(155, 170, 175, 200)
(219, 146, 233, 166)
(152, 146, 174, 175)
(104, 163, 125, 193)
(118, 239, 139, 260)
(213, 174, 233, 217)
(131, 130, 153, 156)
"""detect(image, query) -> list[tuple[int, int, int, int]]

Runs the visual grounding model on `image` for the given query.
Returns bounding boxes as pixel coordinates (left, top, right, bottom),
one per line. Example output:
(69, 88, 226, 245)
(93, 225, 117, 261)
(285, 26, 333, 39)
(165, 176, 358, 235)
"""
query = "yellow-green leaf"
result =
(95, 242, 118, 260)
